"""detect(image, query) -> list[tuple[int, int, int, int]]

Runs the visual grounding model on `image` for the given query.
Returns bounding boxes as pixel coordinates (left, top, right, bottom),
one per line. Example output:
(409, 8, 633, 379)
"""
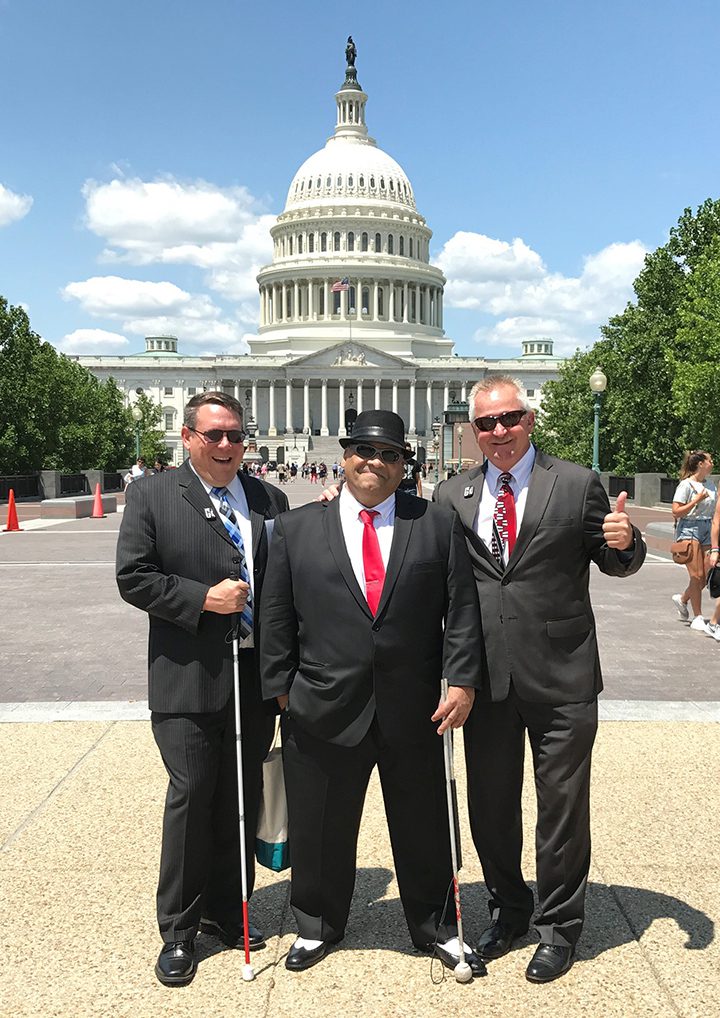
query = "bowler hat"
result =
(339, 410, 413, 458)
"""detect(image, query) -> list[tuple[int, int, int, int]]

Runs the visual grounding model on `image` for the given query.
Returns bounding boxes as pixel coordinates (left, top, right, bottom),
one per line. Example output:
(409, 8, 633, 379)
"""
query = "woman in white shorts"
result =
(671, 449, 716, 631)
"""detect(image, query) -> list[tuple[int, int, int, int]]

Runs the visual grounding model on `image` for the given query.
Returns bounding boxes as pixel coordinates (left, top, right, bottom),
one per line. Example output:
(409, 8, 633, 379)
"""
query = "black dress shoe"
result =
(285, 937, 341, 972)
(155, 940, 196, 986)
(525, 943, 574, 983)
(199, 917, 265, 950)
(476, 920, 529, 960)
(422, 941, 487, 977)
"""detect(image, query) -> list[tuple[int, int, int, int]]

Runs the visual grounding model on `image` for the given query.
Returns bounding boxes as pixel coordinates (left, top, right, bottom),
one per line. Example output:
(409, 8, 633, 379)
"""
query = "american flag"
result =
(331, 277, 350, 292)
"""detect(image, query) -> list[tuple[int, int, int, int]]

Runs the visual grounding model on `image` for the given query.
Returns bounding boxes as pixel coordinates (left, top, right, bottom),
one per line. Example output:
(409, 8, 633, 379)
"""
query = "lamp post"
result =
(131, 404, 143, 459)
(456, 425, 464, 474)
(589, 367, 607, 474)
(431, 416, 441, 484)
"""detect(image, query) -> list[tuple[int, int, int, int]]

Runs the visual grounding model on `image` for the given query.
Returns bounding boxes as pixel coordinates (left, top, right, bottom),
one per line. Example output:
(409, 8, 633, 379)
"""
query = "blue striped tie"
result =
(210, 486, 253, 640)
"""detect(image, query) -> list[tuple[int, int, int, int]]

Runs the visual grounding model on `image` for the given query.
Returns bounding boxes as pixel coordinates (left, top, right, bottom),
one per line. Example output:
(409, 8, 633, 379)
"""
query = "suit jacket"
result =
(116, 461, 289, 713)
(434, 450, 646, 705)
(259, 491, 485, 747)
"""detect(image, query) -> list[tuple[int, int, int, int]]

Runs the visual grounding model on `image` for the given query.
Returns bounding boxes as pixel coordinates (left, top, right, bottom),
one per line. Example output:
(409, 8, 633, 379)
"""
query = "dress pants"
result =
(282, 714, 456, 947)
(152, 695, 275, 942)
(463, 686, 597, 948)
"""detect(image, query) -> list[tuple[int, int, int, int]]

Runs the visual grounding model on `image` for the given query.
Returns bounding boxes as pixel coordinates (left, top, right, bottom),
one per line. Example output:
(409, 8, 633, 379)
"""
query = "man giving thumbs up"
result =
(434, 376, 646, 983)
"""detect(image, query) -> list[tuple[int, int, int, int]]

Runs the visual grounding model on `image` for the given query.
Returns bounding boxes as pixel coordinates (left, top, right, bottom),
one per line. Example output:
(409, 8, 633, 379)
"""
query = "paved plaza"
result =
(0, 479, 718, 1016)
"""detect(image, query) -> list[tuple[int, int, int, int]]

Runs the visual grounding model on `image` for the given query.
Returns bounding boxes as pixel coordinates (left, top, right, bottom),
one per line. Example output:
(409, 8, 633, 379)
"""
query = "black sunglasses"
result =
(351, 444, 403, 464)
(472, 410, 527, 432)
(189, 427, 246, 445)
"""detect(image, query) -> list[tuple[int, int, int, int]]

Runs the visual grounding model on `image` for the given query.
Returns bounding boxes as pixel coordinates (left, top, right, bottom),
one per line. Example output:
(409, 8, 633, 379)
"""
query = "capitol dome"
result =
(252, 45, 451, 361)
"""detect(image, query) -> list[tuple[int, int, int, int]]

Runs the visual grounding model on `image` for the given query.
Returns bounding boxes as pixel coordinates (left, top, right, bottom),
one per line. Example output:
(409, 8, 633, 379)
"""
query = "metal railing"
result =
(59, 473, 88, 495)
(660, 478, 677, 504)
(0, 475, 40, 500)
(609, 475, 635, 500)
(103, 472, 123, 491)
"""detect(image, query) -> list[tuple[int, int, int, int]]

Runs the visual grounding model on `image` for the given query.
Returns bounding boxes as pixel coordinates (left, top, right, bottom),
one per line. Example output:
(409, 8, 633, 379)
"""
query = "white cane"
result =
(232, 625, 255, 982)
(441, 676, 473, 983)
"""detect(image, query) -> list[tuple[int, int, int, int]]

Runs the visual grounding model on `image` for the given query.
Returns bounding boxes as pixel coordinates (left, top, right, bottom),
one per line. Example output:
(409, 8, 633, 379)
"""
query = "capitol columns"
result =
(392, 380, 398, 414)
(234, 382, 240, 402)
(375, 379, 381, 410)
(408, 379, 417, 436)
(402, 283, 409, 323)
(294, 281, 299, 321)
(285, 379, 293, 434)
(338, 379, 346, 437)
(268, 380, 277, 436)
(356, 379, 363, 413)
(444, 381, 450, 410)
(461, 382, 467, 403)
(303, 379, 310, 434)
(426, 379, 433, 433)
(251, 380, 258, 424)
(320, 379, 329, 436)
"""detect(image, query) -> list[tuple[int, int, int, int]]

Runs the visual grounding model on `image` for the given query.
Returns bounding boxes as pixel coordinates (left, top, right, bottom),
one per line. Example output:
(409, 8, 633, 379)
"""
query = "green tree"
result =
(132, 391, 169, 465)
(0, 295, 134, 473)
(534, 199, 720, 474)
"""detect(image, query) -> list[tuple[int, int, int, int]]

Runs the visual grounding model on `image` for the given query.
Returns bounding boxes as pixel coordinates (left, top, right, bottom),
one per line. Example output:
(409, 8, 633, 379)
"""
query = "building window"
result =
(359, 175, 365, 187)
(334, 231, 341, 252)
(388, 234, 394, 254)
(378, 287, 384, 316)
(370, 175, 375, 188)
(361, 286, 369, 312)
(164, 386, 173, 396)
(348, 174, 354, 187)
(326, 175, 331, 187)
(375, 232, 381, 252)
(347, 232, 354, 252)
(399, 236, 405, 256)
(321, 232, 327, 252)
(319, 287, 325, 315)
(308, 233, 314, 253)
(187, 387, 197, 395)
(361, 232, 368, 251)
(288, 236, 293, 255)
(409, 237, 414, 258)
(297, 234, 303, 254)
(333, 290, 341, 313)
(349, 286, 356, 311)
(527, 388, 535, 397)
(164, 412, 174, 431)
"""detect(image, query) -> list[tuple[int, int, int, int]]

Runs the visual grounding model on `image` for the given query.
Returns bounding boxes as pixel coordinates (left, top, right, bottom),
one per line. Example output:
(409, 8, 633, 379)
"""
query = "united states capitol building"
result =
(77, 42, 561, 466)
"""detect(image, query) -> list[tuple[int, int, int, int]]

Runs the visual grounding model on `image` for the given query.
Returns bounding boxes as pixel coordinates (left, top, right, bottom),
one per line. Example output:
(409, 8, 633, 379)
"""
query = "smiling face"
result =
(471, 383, 536, 471)
(181, 402, 245, 487)
(342, 443, 405, 507)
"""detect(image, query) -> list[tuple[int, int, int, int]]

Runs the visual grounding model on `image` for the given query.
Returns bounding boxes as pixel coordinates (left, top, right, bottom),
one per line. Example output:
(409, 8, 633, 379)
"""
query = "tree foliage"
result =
(132, 391, 170, 464)
(0, 296, 135, 473)
(534, 199, 720, 474)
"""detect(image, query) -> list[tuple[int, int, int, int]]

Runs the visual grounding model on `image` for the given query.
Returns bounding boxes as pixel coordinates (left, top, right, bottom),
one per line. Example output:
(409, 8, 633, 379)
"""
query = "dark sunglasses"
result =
(189, 427, 245, 444)
(351, 444, 403, 464)
(472, 410, 527, 432)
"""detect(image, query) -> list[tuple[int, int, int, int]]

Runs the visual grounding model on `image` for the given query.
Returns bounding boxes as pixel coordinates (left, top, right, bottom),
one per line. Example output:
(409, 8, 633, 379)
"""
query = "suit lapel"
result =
(323, 498, 372, 617)
(178, 461, 234, 548)
(505, 451, 557, 576)
(375, 494, 413, 618)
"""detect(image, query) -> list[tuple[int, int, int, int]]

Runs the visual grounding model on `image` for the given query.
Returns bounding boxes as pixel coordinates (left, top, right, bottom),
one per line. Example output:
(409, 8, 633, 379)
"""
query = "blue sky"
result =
(1, 0, 718, 359)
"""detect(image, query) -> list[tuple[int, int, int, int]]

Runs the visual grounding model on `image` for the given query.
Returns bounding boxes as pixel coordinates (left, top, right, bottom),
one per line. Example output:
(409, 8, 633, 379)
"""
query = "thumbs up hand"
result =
(602, 490, 634, 550)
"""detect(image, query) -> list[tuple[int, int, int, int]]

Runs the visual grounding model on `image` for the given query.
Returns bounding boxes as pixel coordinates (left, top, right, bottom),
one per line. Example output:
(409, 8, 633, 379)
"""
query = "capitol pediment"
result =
(288, 341, 413, 370)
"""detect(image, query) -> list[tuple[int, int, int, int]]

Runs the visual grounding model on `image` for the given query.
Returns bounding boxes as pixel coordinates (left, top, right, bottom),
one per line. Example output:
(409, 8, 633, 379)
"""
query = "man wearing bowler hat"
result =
(260, 410, 486, 974)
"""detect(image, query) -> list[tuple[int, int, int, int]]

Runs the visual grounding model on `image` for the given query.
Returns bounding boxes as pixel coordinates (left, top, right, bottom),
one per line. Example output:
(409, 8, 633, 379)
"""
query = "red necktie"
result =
(492, 472, 517, 563)
(359, 509, 385, 615)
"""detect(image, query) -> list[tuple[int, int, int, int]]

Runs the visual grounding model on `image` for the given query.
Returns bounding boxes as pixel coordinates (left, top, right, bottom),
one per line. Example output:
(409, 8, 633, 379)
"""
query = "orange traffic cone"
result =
(4, 488, 21, 531)
(91, 483, 105, 519)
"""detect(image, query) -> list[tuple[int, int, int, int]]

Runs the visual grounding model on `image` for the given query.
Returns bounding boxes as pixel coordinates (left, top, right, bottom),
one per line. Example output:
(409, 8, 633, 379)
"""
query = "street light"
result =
(456, 425, 464, 474)
(589, 367, 607, 474)
(131, 404, 143, 459)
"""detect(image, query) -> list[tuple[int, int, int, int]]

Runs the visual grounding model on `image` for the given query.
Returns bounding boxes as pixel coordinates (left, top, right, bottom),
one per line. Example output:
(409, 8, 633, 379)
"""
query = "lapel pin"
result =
(204, 507, 216, 519)
(463, 485, 474, 498)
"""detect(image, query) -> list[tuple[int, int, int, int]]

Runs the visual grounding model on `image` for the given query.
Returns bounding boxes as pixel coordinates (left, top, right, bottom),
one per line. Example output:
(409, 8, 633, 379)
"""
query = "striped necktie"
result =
(491, 472, 517, 565)
(210, 486, 253, 639)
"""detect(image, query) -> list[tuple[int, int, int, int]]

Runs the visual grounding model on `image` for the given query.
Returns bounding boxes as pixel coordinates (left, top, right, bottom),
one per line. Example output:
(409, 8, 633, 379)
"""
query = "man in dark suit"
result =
(260, 410, 486, 975)
(116, 391, 288, 986)
(434, 375, 645, 983)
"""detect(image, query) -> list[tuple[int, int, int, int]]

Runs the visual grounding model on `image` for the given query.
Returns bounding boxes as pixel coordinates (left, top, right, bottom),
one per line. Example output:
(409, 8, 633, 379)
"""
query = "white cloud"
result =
(0, 182, 33, 226)
(57, 328, 130, 354)
(436, 232, 647, 355)
(82, 176, 274, 309)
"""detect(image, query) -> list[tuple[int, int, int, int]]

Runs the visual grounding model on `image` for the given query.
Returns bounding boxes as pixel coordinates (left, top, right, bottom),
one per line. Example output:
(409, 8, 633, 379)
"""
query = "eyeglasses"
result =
(472, 410, 527, 432)
(351, 444, 403, 464)
(189, 427, 246, 444)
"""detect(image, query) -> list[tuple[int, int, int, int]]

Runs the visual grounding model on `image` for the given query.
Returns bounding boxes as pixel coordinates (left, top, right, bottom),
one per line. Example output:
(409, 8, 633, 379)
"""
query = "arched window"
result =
(348, 232, 355, 252)
(388, 234, 394, 254)
(326, 175, 331, 187)
(399, 236, 405, 256)
(409, 237, 414, 258)
(349, 286, 356, 311)
(297, 234, 303, 254)
(308, 233, 314, 253)
(334, 231, 341, 251)
(320, 232, 327, 252)
(378, 287, 384, 317)
(316, 176, 321, 189)
(288, 236, 293, 255)
(361, 286, 370, 312)
(281, 237, 286, 255)
(333, 290, 341, 314)
(361, 232, 368, 251)
(359, 175, 365, 188)
(337, 175, 342, 187)
(389, 179, 394, 192)
(348, 174, 354, 187)
(375, 232, 381, 252)
(319, 287, 325, 315)
(380, 176, 385, 189)
(370, 175, 375, 188)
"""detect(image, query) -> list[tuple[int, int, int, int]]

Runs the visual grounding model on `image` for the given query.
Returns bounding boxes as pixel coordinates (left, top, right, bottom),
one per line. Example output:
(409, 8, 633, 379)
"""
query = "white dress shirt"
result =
(192, 466, 255, 646)
(338, 485, 395, 598)
(474, 445, 536, 565)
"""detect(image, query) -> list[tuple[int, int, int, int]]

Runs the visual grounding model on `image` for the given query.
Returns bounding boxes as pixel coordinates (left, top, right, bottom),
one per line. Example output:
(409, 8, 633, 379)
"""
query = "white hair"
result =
(467, 375, 531, 420)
